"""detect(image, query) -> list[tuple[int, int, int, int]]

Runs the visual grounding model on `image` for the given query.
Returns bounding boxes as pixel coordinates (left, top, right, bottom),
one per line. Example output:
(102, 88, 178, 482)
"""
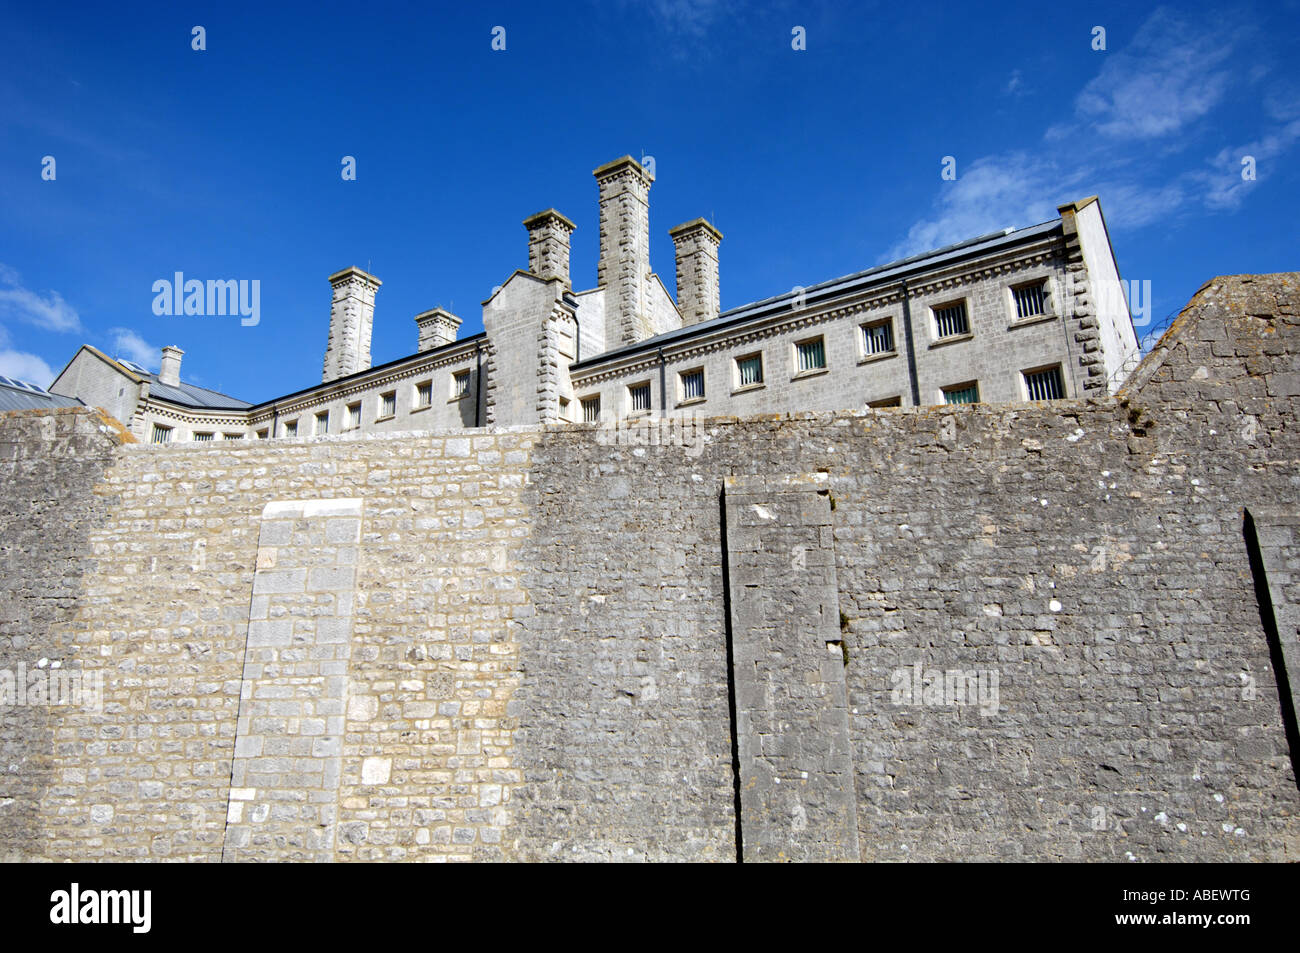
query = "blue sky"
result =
(1, 0, 1297, 399)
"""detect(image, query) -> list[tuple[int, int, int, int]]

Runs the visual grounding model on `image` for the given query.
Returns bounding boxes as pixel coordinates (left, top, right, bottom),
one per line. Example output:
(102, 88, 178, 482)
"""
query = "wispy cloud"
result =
(643, 0, 735, 36)
(0, 264, 82, 334)
(106, 327, 158, 370)
(0, 326, 56, 387)
(1062, 8, 1238, 141)
(887, 7, 1292, 260)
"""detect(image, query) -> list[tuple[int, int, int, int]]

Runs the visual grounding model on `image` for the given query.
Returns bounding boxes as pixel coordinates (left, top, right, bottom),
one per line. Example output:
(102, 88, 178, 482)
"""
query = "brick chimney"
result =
(594, 156, 654, 347)
(158, 345, 183, 387)
(322, 267, 381, 383)
(414, 308, 462, 352)
(523, 209, 576, 288)
(669, 218, 723, 326)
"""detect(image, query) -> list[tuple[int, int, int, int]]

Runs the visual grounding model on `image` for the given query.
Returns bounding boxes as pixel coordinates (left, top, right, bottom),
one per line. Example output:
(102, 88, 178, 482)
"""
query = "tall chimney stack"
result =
(523, 209, 576, 288)
(594, 156, 654, 347)
(414, 308, 462, 351)
(668, 218, 723, 326)
(158, 345, 183, 387)
(322, 267, 381, 383)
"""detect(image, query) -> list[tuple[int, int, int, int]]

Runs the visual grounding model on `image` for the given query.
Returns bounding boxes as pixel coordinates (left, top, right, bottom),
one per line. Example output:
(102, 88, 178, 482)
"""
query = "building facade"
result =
(49, 157, 1140, 442)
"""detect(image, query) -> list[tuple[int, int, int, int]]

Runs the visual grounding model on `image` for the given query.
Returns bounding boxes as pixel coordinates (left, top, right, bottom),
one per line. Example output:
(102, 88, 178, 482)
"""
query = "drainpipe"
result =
(658, 348, 667, 415)
(899, 278, 922, 407)
(474, 340, 483, 428)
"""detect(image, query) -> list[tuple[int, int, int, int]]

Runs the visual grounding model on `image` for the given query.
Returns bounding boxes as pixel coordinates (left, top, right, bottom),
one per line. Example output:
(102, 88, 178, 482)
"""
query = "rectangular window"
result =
(223, 432, 244, 440)
(943, 382, 980, 405)
(256, 428, 269, 440)
(315, 411, 329, 435)
(933, 301, 970, 339)
(1024, 365, 1066, 401)
(629, 382, 652, 413)
(284, 420, 298, 437)
(192, 431, 213, 442)
(861, 320, 895, 356)
(736, 353, 763, 388)
(581, 395, 601, 423)
(559, 396, 571, 421)
(346, 402, 362, 429)
(680, 368, 705, 402)
(416, 381, 432, 408)
(380, 391, 396, 417)
(1012, 282, 1048, 320)
(151, 424, 172, 444)
(452, 371, 470, 400)
(868, 396, 902, 408)
(795, 337, 826, 373)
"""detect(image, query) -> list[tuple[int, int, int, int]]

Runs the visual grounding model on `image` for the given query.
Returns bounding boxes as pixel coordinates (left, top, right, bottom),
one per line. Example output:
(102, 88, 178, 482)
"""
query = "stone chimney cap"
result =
(668, 218, 723, 243)
(592, 155, 654, 183)
(327, 266, 382, 287)
(414, 307, 462, 323)
(523, 209, 576, 232)
(161, 344, 185, 355)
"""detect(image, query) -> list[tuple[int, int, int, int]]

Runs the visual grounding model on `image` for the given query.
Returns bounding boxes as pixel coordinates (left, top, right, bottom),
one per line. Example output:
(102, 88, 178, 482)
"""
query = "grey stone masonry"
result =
(595, 156, 655, 347)
(222, 497, 363, 861)
(322, 267, 381, 383)
(524, 209, 576, 289)
(724, 475, 860, 861)
(669, 218, 722, 326)
(414, 308, 462, 352)
(1244, 506, 1300, 738)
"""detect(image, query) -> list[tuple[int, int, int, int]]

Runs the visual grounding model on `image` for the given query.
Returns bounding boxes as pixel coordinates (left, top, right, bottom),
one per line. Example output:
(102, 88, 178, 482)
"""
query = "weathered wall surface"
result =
(1, 273, 1297, 862)
(0, 409, 126, 860)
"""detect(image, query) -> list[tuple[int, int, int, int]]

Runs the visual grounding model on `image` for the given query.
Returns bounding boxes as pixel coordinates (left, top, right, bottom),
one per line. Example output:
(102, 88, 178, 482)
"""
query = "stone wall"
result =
(2, 273, 1298, 862)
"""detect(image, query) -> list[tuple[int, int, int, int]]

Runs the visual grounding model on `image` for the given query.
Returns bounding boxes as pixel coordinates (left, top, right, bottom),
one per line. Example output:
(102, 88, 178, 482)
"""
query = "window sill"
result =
(411, 403, 431, 414)
(731, 382, 765, 395)
(1008, 312, 1058, 330)
(375, 414, 396, 423)
(791, 367, 829, 381)
(626, 409, 652, 419)
(929, 332, 973, 349)
(858, 350, 898, 366)
(447, 395, 471, 404)
(676, 396, 706, 408)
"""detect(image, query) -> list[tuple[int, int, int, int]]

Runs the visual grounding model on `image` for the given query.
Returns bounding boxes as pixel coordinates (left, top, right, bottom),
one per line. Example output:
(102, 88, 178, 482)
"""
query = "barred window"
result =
(629, 382, 652, 413)
(680, 368, 705, 402)
(315, 411, 329, 435)
(284, 420, 298, 437)
(416, 381, 432, 408)
(346, 402, 362, 429)
(256, 429, 269, 440)
(453, 371, 470, 399)
(193, 431, 213, 442)
(380, 391, 396, 417)
(796, 337, 826, 372)
(736, 353, 763, 387)
(582, 395, 601, 423)
(223, 432, 244, 440)
(861, 320, 895, 356)
(1024, 365, 1065, 401)
(933, 301, 970, 338)
(943, 382, 980, 405)
(151, 424, 172, 444)
(1012, 282, 1048, 320)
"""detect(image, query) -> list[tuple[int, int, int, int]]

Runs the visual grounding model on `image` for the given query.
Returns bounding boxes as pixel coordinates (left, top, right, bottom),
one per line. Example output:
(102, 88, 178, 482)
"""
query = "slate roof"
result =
(0, 376, 84, 412)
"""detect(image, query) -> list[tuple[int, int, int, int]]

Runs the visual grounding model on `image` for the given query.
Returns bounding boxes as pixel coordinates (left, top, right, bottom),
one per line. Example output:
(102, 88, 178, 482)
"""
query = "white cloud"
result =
(1067, 8, 1237, 141)
(0, 349, 56, 388)
(0, 264, 82, 333)
(107, 327, 158, 370)
(887, 8, 1293, 260)
(885, 154, 1072, 259)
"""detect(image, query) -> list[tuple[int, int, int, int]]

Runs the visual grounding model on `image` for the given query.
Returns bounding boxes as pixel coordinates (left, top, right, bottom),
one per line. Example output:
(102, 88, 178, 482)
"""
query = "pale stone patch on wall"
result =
(222, 498, 362, 862)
